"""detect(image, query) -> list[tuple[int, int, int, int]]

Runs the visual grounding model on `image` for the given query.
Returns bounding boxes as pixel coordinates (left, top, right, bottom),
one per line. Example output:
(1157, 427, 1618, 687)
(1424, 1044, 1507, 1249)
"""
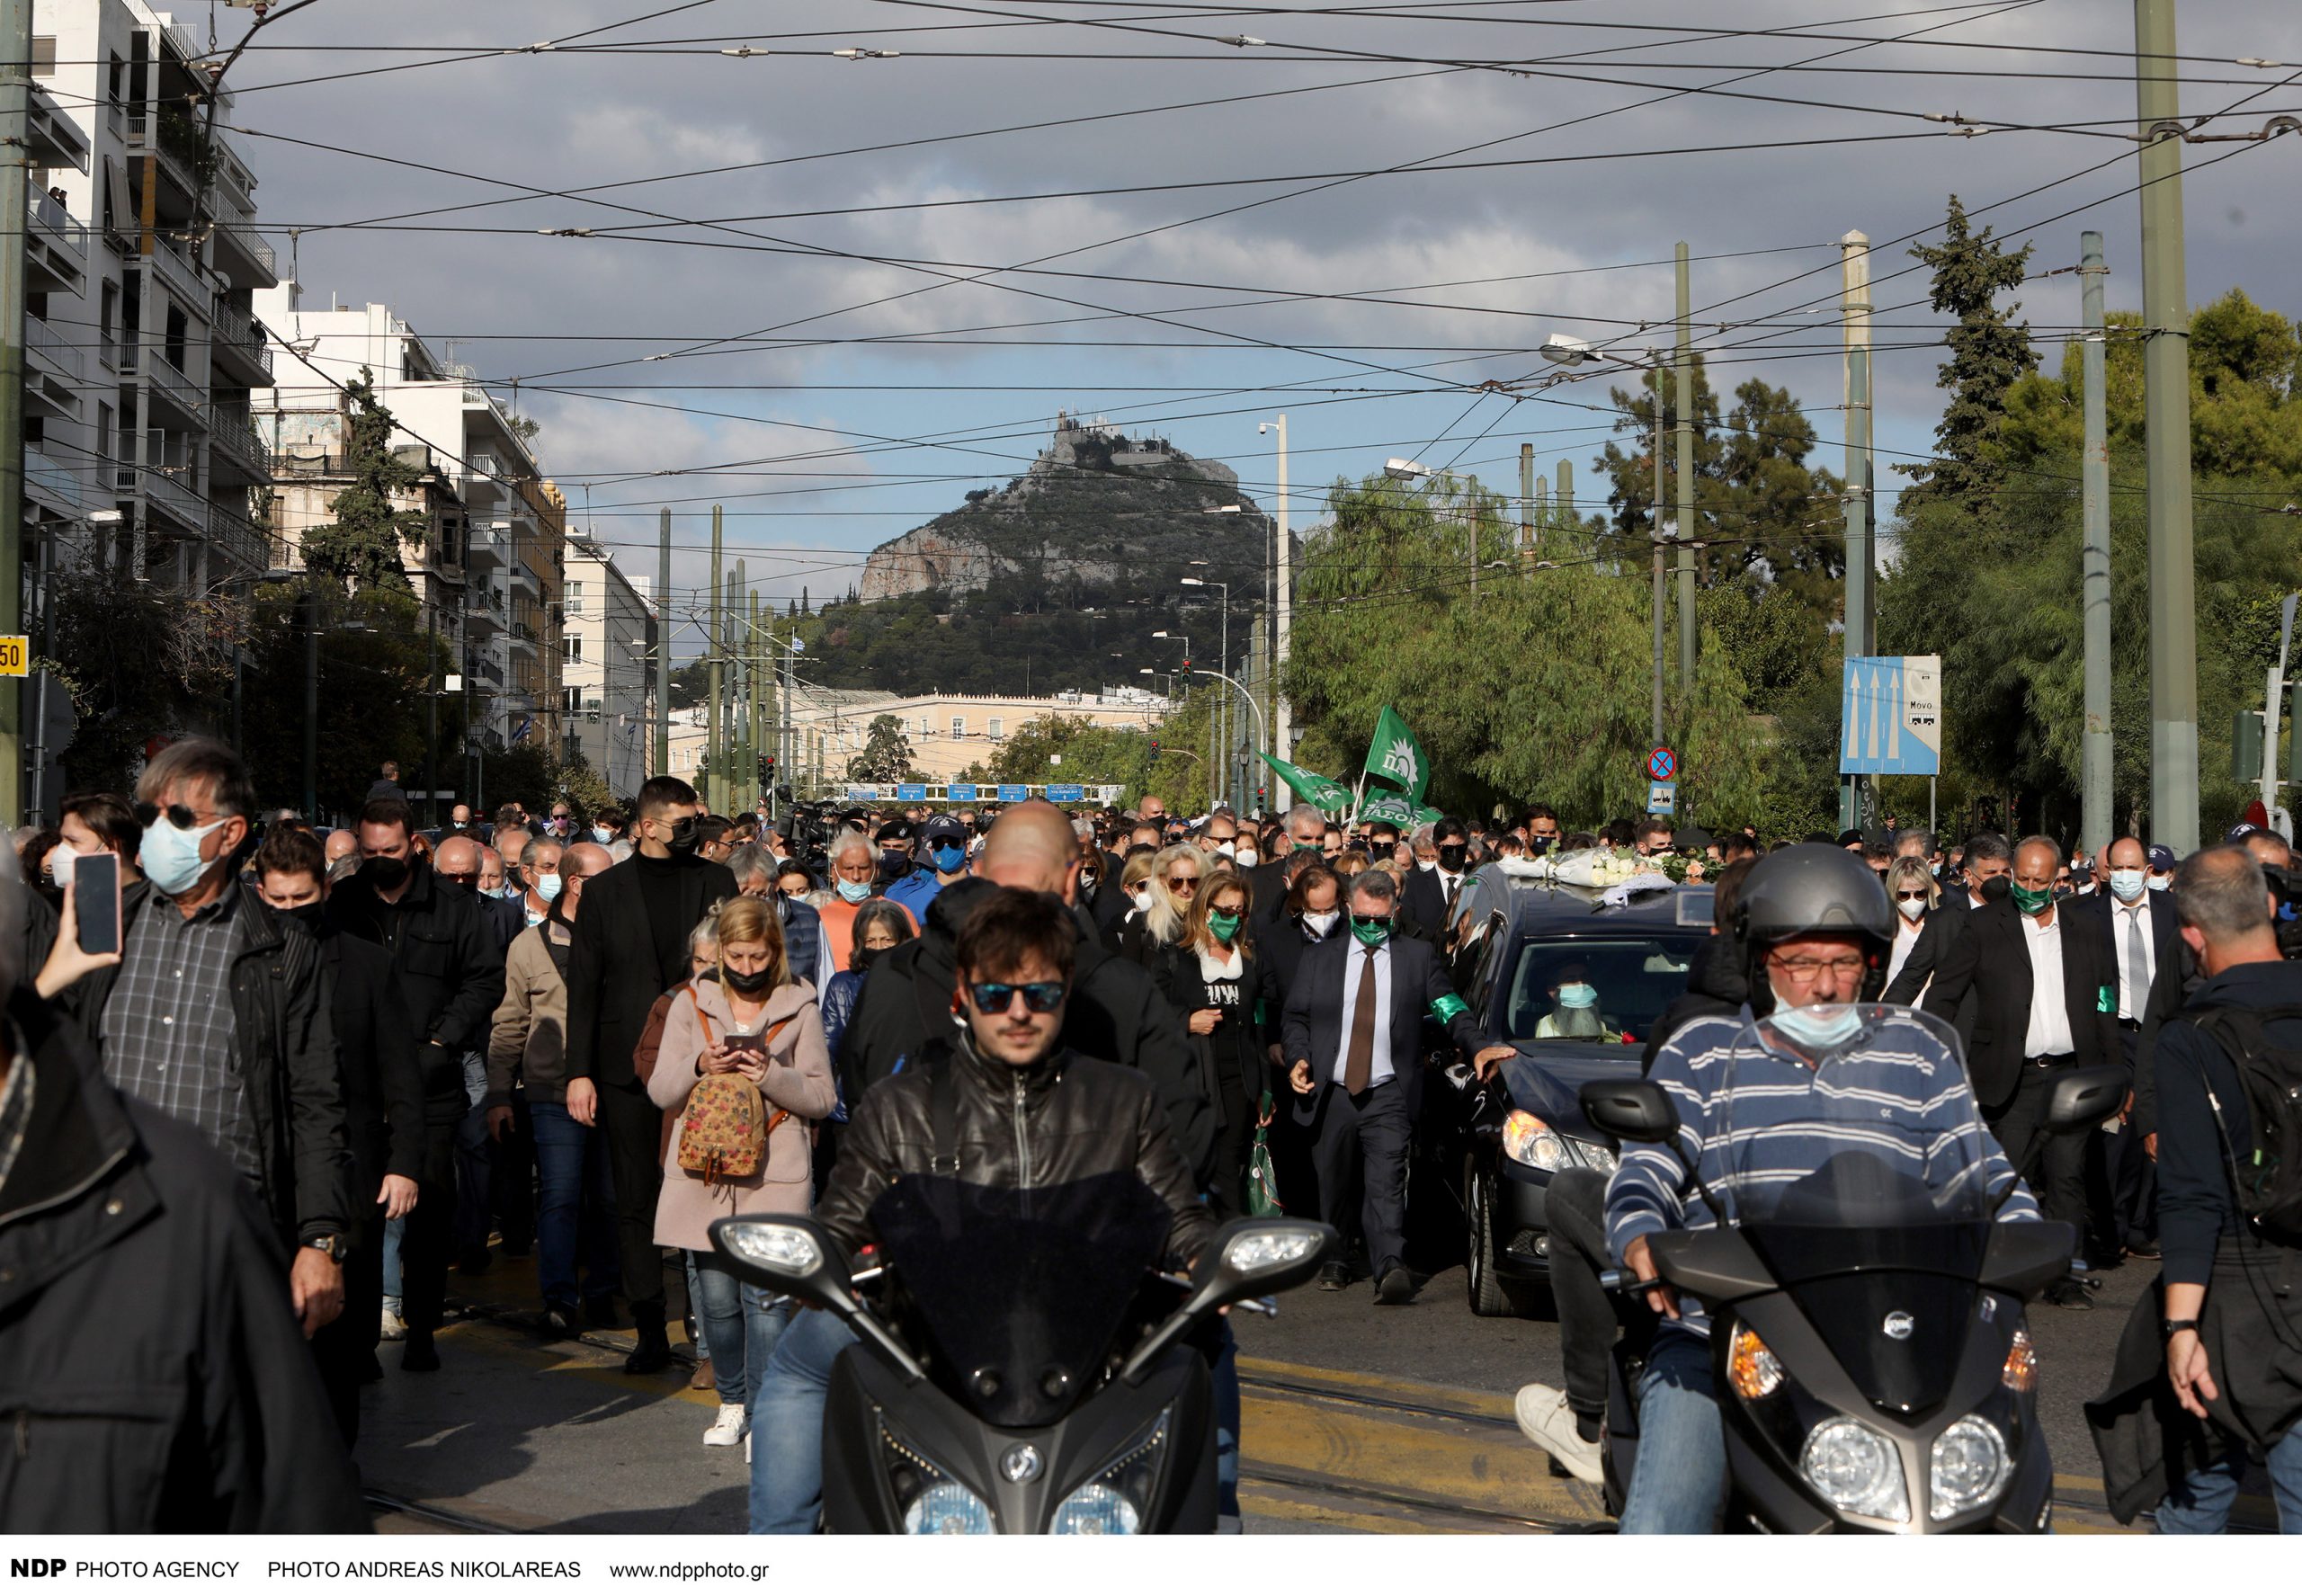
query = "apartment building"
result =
(27, 1, 277, 586)
(254, 289, 566, 755)
(560, 534, 653, 800)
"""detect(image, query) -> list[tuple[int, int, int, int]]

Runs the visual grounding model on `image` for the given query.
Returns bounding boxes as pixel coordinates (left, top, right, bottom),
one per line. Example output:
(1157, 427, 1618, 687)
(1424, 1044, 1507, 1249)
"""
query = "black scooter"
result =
(712, 1174, 1334, 1535)
(1579, 1060, 2124, 1534)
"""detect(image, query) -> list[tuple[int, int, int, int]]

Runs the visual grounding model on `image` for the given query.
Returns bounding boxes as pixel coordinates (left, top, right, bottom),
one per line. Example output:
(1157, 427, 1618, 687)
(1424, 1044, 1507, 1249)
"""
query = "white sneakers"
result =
(1513, 1382, 1603, 1485)
(703, 1404, 748, 1449)
(379, 1306, 406, 1343)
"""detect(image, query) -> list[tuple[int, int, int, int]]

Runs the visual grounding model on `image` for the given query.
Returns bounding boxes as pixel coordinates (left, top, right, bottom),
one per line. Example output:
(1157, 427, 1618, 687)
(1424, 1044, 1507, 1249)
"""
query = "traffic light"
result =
(1256, 785, 1266, 806)
(1149, 737, 1160, 756)
(2235, 707, 2265, 782)
(756, 753, 769, 785)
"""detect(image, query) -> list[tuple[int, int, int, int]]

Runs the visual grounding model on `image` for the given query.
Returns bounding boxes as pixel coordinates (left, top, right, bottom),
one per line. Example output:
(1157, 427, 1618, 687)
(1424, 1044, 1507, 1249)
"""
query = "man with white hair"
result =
(822, 826, 899, 972)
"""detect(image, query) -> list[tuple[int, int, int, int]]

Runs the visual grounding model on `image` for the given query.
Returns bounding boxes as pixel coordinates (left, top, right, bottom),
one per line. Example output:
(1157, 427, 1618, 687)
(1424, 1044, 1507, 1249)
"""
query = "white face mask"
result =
(1897, 896, 1926, 922)
(2146, 874, 2171, 893)
(1215, 840, 1236, 858)
(1129, 886, 1153, 913)
(1416, 858, 1438, 873)
(47, 841, 81, 890)
(1302, 908, 1340, 937)
(1235, 849, 1259, 868)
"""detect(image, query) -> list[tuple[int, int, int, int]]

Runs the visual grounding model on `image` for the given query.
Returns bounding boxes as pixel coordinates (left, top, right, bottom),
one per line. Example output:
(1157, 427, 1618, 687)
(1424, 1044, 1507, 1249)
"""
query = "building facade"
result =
(560, 535, 652, 801)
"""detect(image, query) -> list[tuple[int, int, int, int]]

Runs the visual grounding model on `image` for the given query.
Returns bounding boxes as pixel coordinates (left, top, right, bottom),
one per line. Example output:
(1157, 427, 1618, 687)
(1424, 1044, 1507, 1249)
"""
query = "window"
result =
(163, 302, 188, 374)
(563, 579, 584, 616)
(31, 38, 54, 76)
(988, 717, 1004, 741)
(950, 716, 966, 740)
(562, 636, 582, 663)
(95, 403, 113, 464)
(99, 283, 118, 367)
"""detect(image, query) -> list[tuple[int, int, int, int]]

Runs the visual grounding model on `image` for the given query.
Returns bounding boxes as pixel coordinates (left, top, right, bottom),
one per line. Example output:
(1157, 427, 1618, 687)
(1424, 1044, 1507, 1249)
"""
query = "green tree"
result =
(846, 713, 917, 781)
(1896, 196, 2039, 507)
(300, 369, 423, 595)
(51, 569, 245, 794)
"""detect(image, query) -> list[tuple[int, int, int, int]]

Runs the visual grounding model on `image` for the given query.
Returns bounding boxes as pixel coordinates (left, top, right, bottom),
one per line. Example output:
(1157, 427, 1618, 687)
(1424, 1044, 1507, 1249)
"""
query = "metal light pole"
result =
(0, 0, 30, 818)
(1182, 575, 1228, 807)
(1839, 231, 1875, 834)
(2080, 230, 2115, 851)
(654, 506, 671, 775)
(1520, 441, 1535, 560)
(706, 505, 723, 814)
(1675, 241, 1697, 700)
(1263, 414, 1291, 808)
(2135, 0, 2199, 853)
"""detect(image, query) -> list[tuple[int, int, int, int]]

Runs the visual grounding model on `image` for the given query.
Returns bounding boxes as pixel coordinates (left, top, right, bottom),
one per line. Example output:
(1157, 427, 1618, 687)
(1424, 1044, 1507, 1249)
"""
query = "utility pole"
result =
(748, 588, 763, 814)
(1675, 242, 1697, 702)
(2136, 0, 2199, 853)
(1557, 459, 1575, 538)
(1839, 231, 1875, 834)
(654, 507, 671, 775)
(1520, 441, 1535, 561)
(706, 506, 723, 814)
(424, 615, 440, 829)
(2080, 230, 2114, 853)
(1650, 373, 1666, 749)
(730, 558, 747, 815)
(1270, 414, 1291, 809)
(302, 584, 320, 821)
(0, 0, 31, 818)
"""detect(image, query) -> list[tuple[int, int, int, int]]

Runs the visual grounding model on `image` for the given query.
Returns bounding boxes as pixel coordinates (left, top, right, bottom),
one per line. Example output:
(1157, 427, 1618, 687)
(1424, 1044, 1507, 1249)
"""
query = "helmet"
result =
(1733, 843, 1895, 952)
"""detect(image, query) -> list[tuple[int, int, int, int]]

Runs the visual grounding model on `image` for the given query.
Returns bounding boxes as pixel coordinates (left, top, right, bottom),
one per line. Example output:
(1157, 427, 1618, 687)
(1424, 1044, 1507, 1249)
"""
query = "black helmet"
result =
(1733, 843, 1895, 952)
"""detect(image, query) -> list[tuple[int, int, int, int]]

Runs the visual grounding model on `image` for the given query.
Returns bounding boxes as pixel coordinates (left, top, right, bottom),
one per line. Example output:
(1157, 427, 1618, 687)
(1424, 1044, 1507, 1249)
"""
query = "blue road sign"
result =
(947, 783, 977, 802)
(1646, 746, 1677, 782)
(1839, 655, 1942, 776)
(997, 784, 1030, 803)
(1047, 783, 1085, 802)
(896, 783, 928, 802)
(1648, 780, 1677, 816)
(844, 785, 882, 802)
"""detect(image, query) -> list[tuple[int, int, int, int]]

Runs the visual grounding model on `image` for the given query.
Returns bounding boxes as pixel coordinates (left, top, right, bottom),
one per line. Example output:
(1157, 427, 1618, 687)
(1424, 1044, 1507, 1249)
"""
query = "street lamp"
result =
(1181, 573, 1239, 807)
(1542, 335, 1672, 747)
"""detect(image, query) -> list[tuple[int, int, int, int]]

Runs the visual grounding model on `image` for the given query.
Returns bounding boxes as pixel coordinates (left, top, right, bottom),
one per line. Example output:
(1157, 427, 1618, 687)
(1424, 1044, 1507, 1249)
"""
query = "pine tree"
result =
(800, 586, 811, 616)
(1896, 197, 2039, 506)
(301, 369, 421, 594)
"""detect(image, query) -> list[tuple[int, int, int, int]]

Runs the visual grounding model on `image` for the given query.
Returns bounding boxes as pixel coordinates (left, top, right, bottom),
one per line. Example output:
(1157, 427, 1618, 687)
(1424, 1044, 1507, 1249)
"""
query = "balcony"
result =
(465, 521, 506, 572)
(211, 132, 256, 218)
(23, 311, 82, 389)
(26, 83, 89, 174)
(212, 223, 277, 289)
(119, 462, 207, 534)
(24, 446, 83, 517)
(142, 349, 205, 424)
(142, 239, 210, 319)
(209, 407, 272, 485)
(123, 111, 201, 221)
(25, 193, 86, 294)
(210, 299, 273, 386)
(207, 502, 269, 576)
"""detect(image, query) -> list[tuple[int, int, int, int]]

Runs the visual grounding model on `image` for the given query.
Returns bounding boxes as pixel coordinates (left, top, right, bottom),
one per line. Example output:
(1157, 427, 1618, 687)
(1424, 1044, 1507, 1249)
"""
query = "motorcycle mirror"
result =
(1116, 1219, 1336, 1386)
(1580, 1079, 1679, 1145)
(2040, 1065, 2127, 1136)
(709, 1216, 850, 1310)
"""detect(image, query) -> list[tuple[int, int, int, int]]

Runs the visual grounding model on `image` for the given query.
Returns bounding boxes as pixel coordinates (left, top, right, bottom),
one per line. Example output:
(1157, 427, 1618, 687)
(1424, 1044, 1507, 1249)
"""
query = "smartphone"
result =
(76, 851, 122, 956)
(720, 1033, 768, 1060)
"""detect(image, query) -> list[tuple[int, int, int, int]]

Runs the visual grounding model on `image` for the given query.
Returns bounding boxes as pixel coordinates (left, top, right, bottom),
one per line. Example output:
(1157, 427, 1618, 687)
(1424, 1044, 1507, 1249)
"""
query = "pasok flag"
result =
(1257, 752, 1353, 816)
(1363, 704, 1430, 804)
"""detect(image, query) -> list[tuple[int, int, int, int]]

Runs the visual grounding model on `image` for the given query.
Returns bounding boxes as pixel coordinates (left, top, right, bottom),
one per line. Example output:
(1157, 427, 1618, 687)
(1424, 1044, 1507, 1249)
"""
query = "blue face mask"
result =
(536, 872, 563, 903)
(1556, 982, 1598, 1010)
(836, 878, 873, 904)
(930, 843, 967, 874)
(142, 816, 227, 896)
(1771, 1003, 1864, 1053)
(592, 826, 614, 844)
(2110, 869, 2146, 904)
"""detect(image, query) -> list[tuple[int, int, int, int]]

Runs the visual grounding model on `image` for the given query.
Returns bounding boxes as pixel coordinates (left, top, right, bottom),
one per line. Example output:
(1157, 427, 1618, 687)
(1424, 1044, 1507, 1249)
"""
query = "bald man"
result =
(323, 827, 359, 867)
(1137, 795, 1169, 826)
(837, 801, 1213, 1182)
(439, 834, 521, 952)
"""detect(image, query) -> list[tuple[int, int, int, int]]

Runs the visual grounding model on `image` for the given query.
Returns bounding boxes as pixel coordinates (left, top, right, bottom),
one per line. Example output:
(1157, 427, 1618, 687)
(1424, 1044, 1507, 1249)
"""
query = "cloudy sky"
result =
(221, 0, 2302, 642)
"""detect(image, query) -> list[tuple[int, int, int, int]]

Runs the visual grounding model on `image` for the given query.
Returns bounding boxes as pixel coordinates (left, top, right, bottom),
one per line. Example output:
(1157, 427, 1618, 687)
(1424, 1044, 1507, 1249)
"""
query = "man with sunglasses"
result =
(752, 885, 1213, 1533)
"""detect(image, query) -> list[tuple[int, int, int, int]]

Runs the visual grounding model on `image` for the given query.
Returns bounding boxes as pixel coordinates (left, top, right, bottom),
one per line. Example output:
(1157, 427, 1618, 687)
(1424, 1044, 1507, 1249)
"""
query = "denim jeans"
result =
(382, 1213, 405, 1313)
(2156, 1426, 2302, 1533)
(530, 1102, 620, 1311)
(750, 1306, 860, 1533)
(1617, 1324, 1727, 1534)
(692, 1253, 791, 1413)
(453, 1100, 495, 1255)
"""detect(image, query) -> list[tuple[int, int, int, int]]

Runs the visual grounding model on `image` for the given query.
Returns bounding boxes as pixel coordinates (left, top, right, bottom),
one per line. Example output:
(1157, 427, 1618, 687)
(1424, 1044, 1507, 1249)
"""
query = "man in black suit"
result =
(437, 834, 522, 951)
(2074, 834, 2184, 1258)
(563, 775, 737, 1372)
(1280, 868, 1512, 1303)
(1251, 804, 1328, 928)
(1879, 833, 2011, 1019)
(1923, 834, 2119, 1306)
(1400, 816, 1473, 949)
(254, 826, 423, 1442)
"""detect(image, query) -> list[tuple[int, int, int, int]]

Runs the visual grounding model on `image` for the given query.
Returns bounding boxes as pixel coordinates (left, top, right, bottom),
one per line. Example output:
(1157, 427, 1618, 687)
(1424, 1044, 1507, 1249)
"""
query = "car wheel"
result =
(1467, 1154, 1512, 1317)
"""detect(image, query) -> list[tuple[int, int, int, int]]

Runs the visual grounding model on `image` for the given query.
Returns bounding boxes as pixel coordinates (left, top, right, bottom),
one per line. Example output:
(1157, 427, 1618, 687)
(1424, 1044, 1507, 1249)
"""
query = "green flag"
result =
(1258, 751, 1353, 816)
(1363, 704, 1430, 803)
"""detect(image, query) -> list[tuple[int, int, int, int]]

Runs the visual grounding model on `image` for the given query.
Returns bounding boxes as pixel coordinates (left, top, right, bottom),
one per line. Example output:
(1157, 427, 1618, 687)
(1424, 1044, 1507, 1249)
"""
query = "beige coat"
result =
(486, 923, 570, 1108)
(646, 975, 834, 1249)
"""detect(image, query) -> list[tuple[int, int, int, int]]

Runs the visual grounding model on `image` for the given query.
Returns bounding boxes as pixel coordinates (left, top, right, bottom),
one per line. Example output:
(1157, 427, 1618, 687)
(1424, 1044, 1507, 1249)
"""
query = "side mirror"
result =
(1581, 1079, 1679, 1145)
(2042, 1065, 2127, 1136)
(1116, 1218, 1335, 1385)
(709, 1215, 852, 1313)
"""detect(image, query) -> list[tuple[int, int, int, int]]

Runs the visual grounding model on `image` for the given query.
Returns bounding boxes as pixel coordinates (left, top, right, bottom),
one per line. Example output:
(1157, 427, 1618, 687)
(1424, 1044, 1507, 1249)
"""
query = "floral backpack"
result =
(675, 986, 797, 1188)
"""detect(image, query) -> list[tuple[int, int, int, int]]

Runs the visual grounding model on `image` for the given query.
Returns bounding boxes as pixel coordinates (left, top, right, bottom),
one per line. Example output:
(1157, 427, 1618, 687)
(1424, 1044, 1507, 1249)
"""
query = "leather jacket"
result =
(817, 1037, 1215, 1264)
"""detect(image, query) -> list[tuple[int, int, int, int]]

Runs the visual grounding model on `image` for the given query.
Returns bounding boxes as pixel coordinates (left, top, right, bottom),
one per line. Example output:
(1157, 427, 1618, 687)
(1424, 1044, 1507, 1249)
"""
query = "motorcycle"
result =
(711, 1172, 1334, 1534)
(1579, 1003, 2123, 1534)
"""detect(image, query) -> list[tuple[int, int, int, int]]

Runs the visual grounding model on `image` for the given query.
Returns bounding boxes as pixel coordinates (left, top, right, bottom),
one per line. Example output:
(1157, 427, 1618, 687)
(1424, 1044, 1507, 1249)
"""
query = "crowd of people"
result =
(5, 745, 2301, 1537)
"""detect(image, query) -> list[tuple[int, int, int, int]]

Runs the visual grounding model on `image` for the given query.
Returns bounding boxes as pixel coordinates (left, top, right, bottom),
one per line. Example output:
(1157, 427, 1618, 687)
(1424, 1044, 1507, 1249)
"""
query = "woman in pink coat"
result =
(648, 893, 835, 1451)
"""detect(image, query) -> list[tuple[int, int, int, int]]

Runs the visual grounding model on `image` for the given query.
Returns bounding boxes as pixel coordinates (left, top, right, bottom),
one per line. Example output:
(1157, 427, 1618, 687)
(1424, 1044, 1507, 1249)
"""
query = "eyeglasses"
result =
(133, 800, 222, 831)
(1350, 913, 1394, 930)
(969, 980, 1068, 1015)
(1766, 954, 1869, 983)
(1165, 875, 1200, 891)
(1895, 890, 1930, 903)
(438, 869, 479, 887)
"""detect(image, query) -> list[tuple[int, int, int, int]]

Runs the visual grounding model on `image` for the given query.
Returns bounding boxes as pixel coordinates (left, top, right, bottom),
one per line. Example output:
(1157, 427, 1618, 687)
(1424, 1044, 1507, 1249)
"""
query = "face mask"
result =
(1213, 840, 1236, 859)
(2146, 874, 2171, 893)
(360, 854, 411, 894)
(1897, 896, 1926, 922)
(1302, 909, 1340, 937)
(2009, 882, 2055, 916)
(1771, 1003, 1864, 1052)
(592, 826, 613, 843)
(1129, 886, 1153, 913)
(524, 907, 546, 928)
(536, 872, 563, 903)
(1351, 916, 1392, 950)
(1078, 867, 1100, 890)
(278, 901, 324, 935)
(1292, 840, 1321, 854)
(930, 843, 967, 874)
(665, 817, 700, 856)
(1557, 982, 1598, 1010)
(2110, 869, 2146, 904)
(145, 816, 229, 897)
(879, 849, 911, 878)
(1978, 875, 2012, 905)
(1416, 858, 1438, 873)
(47, 842, 80, 891)
(1438, 844, 1468, 872)
(1209, 911, 1242, 943)
(836, 877, 873, 904)
(1235, 850, 1259, 869)
(722, 963, 776, 995)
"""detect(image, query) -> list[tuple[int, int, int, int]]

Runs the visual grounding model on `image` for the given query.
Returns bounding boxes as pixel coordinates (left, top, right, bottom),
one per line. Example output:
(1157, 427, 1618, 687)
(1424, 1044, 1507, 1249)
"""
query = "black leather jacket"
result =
(816, 1038, 1215, 1265)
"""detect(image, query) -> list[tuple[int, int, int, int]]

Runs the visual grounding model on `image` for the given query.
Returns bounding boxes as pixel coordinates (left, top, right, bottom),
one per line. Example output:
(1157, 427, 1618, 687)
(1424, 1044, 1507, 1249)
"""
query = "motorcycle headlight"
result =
(1799, 1418, 1908, 1524)
(881, 1421, 995, 1534)
(1502, 1110, 1566, 1171)
(1049, 1411, 1169, 1535)
(1928, 1416, 2010, 1521)
(1049, 1483, 1139, 1535)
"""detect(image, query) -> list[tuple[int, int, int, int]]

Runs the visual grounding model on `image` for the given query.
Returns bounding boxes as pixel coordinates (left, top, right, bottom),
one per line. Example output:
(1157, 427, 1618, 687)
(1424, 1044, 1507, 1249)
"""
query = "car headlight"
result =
(1049, 1411, 1168, 1535)
(881, 1420, 994, 1534)
(1575, 1139, 1619, 1174)
(1799, 1418, 1908, 1524)
(1928, 1416, 2010, 1521)
(1502, 1110, 1566, 1170)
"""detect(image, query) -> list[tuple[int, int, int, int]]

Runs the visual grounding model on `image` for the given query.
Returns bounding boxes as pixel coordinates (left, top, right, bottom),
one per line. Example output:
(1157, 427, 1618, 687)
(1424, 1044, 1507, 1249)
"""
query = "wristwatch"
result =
(304, 1235, 349, 1264)
(2162, 1316, 2199, 1341)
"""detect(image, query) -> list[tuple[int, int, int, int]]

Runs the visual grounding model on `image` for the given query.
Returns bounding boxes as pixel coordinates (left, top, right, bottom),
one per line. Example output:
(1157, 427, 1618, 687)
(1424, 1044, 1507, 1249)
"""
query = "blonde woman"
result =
(1162, 869, 1264, 1218)
(1881, 855, 1940, 997)
(1119, 842, 1204, 969)
(648, 894, 834, 1451)
(1101, 849, 1163, 953)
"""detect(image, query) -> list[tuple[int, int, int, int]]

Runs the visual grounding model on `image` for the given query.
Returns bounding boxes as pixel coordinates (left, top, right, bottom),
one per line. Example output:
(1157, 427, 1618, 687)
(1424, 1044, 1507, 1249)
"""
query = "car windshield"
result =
(1500, 933, 1707, 1045)
(1709, 1004, 2009, 1228)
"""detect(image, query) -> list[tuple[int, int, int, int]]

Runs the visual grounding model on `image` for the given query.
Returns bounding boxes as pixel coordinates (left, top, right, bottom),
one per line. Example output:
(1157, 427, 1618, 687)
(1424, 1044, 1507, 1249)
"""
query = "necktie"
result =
(2125, 909, 2151, 1019)
(1344, 945, 1379, 1093)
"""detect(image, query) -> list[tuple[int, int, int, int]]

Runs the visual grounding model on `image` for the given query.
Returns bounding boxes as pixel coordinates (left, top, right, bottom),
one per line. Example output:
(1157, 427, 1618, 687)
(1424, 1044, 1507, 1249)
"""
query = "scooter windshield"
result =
(1709, 1003, 2011, 1232)
(867, 1170, 1175, 1430)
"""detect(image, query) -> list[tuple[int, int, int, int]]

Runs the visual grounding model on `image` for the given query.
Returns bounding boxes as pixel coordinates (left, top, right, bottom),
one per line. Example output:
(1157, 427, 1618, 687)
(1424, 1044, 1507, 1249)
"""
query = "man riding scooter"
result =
(1605, 845, 2044, 1533)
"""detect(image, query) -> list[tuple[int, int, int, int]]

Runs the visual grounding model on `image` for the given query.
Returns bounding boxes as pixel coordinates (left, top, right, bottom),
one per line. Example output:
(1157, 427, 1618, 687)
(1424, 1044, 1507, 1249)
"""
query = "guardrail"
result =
(141, 239, 209, 314)
(25, 446, 81, 507)
(208, 502, 269, 574)
(144, 349, 203, 417)
(210, 299, 272, 379)
(23, 314, 81, 379)
(210, 408, 272, 477)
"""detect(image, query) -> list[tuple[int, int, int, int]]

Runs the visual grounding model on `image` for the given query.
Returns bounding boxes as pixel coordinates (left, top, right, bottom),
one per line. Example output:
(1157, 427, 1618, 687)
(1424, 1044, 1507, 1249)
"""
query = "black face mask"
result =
(665, 817, 700, 855)
(1979, 874, 2012, 904)
(721, 963, 776, 995)
(879, 849, 911, 879)
(1438, 843, 1468, 872)
(284, 902, 326, 935)
(361, 856, 411, 892)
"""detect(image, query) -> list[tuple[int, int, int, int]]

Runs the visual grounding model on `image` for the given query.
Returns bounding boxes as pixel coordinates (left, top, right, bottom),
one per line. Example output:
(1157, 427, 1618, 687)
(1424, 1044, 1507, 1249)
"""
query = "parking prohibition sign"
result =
(1646, 746, 1677, 782)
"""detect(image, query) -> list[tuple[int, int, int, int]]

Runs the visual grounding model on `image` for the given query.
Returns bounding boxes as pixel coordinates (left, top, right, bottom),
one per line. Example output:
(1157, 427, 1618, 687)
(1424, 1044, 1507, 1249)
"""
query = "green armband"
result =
(1429, 994, 1469, 1025)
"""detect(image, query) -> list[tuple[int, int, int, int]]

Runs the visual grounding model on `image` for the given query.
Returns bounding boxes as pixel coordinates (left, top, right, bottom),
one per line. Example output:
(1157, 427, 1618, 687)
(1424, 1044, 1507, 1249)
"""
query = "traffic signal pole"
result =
(1839, 231, 1874, 834)
(0, 0, 31, 819)
(2080, 230, 2114, 852)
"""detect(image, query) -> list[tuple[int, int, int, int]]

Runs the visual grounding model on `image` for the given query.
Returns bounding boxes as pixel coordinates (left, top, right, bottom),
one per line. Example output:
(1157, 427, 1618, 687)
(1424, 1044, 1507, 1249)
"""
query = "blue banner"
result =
(896, 782, 928, 801)
(947, 783, 978, 802)
(844, 785, 883, 802)
(997, 784, 1031, 803)
(1047, 783, 1084, 803)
